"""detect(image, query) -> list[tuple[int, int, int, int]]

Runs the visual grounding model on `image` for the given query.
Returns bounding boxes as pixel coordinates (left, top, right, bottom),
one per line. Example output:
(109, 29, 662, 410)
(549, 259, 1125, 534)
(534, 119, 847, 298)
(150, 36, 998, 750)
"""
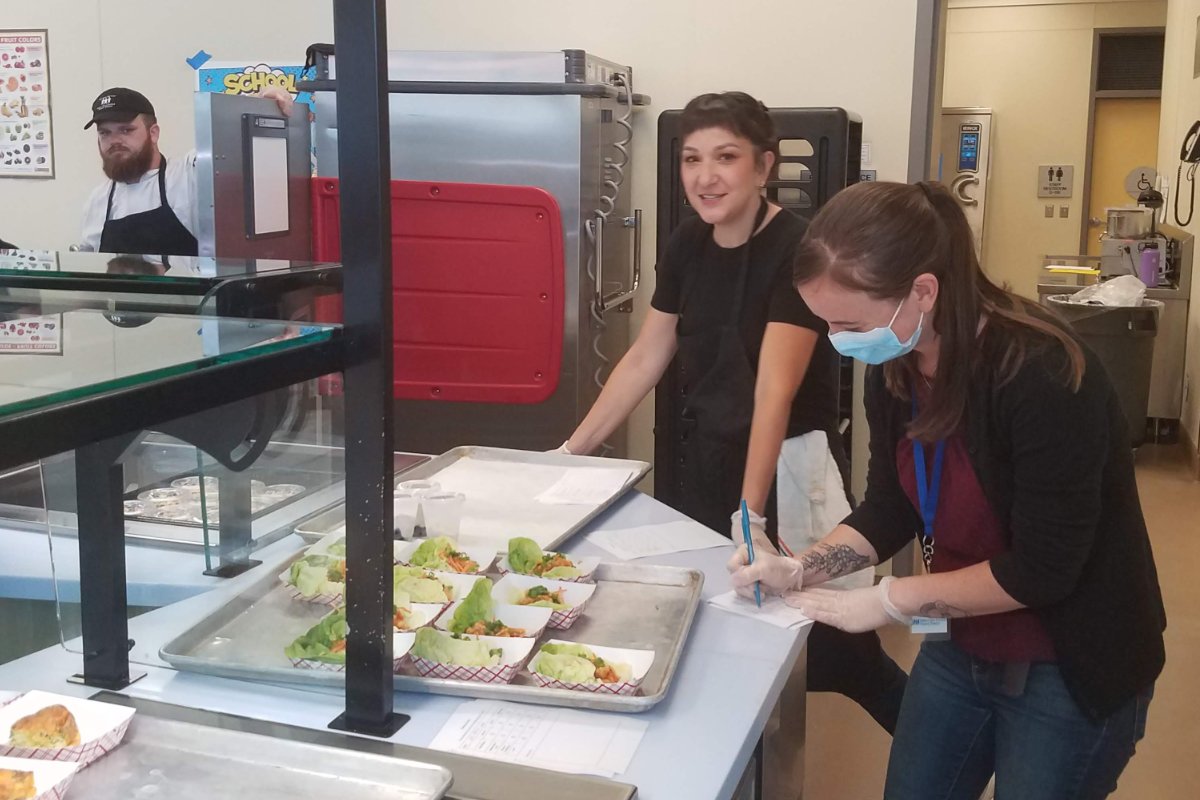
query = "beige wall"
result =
(1158, 0, 1200, 455)
(944, 0, 1167, 298)
(0, 0, 926, 471)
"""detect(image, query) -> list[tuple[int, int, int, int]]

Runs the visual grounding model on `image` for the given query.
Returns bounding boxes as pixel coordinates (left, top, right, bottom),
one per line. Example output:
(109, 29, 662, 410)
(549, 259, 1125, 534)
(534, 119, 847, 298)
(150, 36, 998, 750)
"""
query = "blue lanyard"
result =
(911, 397, 946, 558)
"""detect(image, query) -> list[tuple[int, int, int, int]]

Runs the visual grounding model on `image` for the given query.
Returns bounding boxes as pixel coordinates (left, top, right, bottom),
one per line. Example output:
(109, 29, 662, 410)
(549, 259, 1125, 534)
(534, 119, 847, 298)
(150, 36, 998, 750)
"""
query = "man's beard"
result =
(101, 140, 155, 183)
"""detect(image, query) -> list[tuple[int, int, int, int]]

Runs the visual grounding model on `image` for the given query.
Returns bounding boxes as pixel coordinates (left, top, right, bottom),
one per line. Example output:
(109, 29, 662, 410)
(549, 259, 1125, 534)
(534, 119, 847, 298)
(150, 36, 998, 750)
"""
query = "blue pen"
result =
(740, 499, 762, 608)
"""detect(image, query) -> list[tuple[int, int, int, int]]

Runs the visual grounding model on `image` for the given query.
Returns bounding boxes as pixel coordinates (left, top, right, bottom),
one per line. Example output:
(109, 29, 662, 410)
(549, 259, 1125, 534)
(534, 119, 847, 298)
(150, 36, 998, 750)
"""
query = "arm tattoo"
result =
(918, 600, 972, 619)
(800, 543, 871, 578)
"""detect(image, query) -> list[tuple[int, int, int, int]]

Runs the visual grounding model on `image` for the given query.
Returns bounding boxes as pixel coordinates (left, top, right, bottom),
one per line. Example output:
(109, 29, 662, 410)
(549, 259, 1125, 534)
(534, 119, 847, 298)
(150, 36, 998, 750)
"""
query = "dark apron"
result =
(98, 155, 198, 257)
(674, 200, 768, 535)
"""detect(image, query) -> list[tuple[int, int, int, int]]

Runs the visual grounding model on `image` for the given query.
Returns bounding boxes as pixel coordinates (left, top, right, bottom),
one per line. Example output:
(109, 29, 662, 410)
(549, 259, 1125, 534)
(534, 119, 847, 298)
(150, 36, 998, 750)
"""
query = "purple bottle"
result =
(1139, 244, 1161, 288)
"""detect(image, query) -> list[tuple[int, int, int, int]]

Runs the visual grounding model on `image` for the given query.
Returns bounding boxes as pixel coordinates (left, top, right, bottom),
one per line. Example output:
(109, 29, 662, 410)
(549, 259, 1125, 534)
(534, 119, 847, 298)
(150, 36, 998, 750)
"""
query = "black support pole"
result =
(75, 438, 137, 689)
(328, 0, 404, 736)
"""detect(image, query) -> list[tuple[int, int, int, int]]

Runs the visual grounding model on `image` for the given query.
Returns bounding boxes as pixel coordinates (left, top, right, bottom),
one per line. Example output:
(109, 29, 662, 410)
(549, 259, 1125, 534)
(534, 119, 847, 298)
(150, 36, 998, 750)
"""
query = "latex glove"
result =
(256, 86, 296, 117)
(547, 440, 573, 455)
(727, 508, 774, 571)
(785, 576, 911, 633)
(730, 550, 804, 599)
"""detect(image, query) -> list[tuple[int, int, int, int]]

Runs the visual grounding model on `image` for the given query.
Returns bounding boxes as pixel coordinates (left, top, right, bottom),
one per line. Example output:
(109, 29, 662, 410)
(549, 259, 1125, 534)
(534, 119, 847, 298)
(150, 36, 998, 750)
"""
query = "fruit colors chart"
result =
(0, 30, 53, 178)
(0, 316, 62, 355)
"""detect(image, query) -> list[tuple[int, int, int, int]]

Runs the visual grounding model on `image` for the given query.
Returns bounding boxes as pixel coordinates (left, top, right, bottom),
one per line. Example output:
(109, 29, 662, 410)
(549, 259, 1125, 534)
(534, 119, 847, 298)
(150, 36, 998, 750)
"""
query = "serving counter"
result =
(0, 491, 810, 799)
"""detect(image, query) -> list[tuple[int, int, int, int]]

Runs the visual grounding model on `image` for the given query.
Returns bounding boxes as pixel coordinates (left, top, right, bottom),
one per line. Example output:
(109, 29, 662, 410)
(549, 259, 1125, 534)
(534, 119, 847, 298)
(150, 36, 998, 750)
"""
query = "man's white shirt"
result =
(80, 150, 198, 252)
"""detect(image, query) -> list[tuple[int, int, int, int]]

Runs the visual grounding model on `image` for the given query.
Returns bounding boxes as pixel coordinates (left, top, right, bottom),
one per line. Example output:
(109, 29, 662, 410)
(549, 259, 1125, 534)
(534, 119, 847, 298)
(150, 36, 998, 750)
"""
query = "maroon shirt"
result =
(897, 432, 1057, 663)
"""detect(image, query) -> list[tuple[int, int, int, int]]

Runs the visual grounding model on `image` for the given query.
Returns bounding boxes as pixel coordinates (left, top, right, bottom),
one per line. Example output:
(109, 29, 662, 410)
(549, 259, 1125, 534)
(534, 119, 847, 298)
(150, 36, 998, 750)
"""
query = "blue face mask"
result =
(828, 299, 924, 365)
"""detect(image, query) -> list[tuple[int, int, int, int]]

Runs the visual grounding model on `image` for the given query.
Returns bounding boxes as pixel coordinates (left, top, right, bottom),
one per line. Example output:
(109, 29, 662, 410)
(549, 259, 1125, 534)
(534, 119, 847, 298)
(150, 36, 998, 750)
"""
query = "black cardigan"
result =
(845, 331, 1166, 720)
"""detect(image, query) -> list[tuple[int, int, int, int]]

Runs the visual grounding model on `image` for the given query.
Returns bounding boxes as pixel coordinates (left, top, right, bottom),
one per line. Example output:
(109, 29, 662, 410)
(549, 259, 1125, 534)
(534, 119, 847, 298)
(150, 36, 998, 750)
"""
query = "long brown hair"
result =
(793, 180, 1085, 442)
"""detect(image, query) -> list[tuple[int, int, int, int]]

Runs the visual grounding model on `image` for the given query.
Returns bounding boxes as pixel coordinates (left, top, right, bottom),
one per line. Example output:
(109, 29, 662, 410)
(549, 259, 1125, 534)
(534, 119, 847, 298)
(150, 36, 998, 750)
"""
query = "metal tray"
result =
(160, 557, 702, 712)
(69, 697, 452, 800)
(296, 445, 651, 553)
(90, 692, 637, 800)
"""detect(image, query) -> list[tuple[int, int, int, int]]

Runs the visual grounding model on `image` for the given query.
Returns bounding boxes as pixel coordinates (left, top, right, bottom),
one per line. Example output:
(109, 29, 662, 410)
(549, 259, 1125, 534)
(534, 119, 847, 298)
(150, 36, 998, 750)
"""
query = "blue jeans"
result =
(885, 639, 1152, 800)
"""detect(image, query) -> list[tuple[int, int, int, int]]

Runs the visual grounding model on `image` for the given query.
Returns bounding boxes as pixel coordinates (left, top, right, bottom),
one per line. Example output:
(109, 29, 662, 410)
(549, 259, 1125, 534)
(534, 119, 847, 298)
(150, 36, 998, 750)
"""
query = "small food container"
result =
(392, 603, 448, 632)
(490, 574, 597, 630)
(434, 601, 552, 640)
(406, 634, 535, 684)
(419, 491, 466, 540)
(496, 553, 601, 583)
(289, 631, 415, 673)
(394, 540, 495, 575)
(433, 571, 492, 603)
(0, 690, 135, 767)
(0, 755, 79, 800)
(527, 639, 656, 696)
(393, 492, 420, 540)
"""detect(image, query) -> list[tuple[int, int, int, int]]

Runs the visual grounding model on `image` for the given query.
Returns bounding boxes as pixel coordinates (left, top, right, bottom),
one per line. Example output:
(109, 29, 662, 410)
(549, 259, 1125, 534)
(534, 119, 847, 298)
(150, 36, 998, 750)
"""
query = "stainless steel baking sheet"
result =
(295, 446, 651, 553)
(68, 701, 452, 800)
(160, 557, 702, 712)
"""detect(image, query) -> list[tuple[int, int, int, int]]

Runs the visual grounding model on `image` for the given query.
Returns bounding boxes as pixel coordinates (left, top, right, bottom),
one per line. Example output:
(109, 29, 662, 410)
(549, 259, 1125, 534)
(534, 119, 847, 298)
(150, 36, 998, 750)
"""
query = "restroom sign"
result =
(1038, 164, 1074, 198)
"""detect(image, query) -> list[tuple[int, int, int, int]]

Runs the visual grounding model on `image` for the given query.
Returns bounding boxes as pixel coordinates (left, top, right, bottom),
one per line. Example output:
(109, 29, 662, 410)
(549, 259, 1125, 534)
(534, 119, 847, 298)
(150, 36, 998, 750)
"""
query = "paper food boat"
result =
(434, 600, 552, 640)
(406, 633, 535, 684)
(429, 571, 488, 602)
(277, 565, 345, 608)
(495, 554, 600, 583)
(0, 690, 135, 767)
(0, 756, 79, 800)
(491, 573, 596, 630)
(527, 640, 656, 696)
(280, 557, 468, 609)
(394, 540, 496, 575)
(289, 631, 415, 673)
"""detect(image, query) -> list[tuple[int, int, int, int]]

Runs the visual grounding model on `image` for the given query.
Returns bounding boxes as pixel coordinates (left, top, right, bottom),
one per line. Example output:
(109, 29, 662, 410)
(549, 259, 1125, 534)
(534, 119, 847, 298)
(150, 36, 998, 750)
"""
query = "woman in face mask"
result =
(729, 180, 1165, 799)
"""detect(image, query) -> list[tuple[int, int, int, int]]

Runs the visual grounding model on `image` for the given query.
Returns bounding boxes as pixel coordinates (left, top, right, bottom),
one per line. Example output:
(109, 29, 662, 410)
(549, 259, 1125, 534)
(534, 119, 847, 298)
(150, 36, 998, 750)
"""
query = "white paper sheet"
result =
(708, 590, 814, 630)
(587, 520, 734, 560)
(535, 466, 639, 506)
(428, 699, 648, 778)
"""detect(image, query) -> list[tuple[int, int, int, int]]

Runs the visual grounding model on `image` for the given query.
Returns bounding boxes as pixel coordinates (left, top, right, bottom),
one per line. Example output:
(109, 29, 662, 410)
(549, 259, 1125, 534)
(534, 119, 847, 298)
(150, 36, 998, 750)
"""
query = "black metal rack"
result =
(653, 107, 863, 511)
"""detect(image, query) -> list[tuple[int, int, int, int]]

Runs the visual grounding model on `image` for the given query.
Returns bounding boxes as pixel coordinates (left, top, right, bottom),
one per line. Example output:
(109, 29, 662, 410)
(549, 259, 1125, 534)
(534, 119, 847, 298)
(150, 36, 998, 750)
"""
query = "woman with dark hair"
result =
(730, 180, 1165, 798)
(564, 91, 906, 732)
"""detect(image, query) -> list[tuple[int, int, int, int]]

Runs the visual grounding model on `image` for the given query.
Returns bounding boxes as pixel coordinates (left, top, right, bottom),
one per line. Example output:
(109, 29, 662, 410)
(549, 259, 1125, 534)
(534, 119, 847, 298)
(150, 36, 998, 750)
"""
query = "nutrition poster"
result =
(0, 30, 53, 178)
(0, 316, 62, 354)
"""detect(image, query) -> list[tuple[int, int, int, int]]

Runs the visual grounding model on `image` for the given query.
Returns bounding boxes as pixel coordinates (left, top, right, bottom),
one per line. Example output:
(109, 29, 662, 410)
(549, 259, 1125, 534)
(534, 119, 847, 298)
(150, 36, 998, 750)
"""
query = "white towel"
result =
(776, 431, 874, 590)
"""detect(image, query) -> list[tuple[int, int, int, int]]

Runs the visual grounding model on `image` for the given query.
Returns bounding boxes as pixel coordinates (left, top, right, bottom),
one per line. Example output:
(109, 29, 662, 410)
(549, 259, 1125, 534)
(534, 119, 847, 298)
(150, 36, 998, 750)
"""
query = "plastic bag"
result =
(1067, 275, 1147, 307)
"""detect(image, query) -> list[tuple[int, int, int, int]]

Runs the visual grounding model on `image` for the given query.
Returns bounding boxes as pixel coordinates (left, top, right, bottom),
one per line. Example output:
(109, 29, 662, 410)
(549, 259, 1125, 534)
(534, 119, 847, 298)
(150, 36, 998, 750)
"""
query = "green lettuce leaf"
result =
(533, 652, 597, 683)
(288, 555, 344, 598)
(411, 628, 501, 667)
(284, 608, 347, 664)
(448, 578, 494, 634)
(507, 537, 543, 574)
(507, 537, 581, 579)
(393, 566, 451, 603)
(409, 536, 456, 569)
(324, 537, 347, 557)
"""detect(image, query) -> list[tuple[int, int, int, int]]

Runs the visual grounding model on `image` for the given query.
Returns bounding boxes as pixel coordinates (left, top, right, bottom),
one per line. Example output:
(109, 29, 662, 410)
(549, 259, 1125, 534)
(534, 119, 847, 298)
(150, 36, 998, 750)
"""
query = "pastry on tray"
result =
(8, 704, 80, 748)
(0, 768, 35, 800)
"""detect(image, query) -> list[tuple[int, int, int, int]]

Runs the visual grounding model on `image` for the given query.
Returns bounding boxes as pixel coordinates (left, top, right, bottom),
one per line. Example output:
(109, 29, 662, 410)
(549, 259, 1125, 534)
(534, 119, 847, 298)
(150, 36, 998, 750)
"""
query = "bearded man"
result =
(80, 88, 199, 257)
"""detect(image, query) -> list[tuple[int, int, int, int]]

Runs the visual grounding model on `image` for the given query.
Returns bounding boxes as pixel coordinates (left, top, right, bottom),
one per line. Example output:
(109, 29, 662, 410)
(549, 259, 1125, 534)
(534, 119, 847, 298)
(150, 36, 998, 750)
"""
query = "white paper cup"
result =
(420, 491, 466, 540)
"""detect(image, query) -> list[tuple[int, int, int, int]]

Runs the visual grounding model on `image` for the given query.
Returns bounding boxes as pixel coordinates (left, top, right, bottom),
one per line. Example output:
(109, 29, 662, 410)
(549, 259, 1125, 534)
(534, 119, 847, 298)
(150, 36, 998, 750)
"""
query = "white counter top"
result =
(0, 491, 808, 800)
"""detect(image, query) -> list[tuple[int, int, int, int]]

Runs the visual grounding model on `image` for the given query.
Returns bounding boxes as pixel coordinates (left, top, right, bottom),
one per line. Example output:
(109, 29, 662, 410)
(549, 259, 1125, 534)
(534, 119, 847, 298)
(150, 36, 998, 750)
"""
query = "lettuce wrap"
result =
(411, 627, 501, 667)
(507, 537, 582, 579)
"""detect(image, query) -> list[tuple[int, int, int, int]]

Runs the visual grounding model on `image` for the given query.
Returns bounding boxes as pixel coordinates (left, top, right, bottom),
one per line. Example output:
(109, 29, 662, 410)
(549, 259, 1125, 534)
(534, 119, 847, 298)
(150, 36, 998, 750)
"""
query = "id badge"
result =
(910, 616, 949, 636)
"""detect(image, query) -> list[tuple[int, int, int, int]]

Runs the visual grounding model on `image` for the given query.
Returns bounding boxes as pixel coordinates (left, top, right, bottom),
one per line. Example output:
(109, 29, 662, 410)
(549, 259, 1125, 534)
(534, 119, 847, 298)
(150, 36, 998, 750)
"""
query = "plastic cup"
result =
(393, 491, 420, 541)
(420, 491, 466, 541)
(397, 480, 442, 534)
(396, 479, 441, 495)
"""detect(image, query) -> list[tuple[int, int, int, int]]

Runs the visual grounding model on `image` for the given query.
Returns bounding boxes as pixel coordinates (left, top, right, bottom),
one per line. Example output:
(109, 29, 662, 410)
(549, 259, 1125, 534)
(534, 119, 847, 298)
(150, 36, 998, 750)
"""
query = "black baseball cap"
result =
(84, 87, 155, 129)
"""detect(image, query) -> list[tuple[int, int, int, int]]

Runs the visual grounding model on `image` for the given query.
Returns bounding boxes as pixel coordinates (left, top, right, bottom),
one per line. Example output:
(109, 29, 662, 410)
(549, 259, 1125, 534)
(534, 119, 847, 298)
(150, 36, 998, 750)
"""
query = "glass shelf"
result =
(0, 249, 338, 287)
(0, 308, 337, 420)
